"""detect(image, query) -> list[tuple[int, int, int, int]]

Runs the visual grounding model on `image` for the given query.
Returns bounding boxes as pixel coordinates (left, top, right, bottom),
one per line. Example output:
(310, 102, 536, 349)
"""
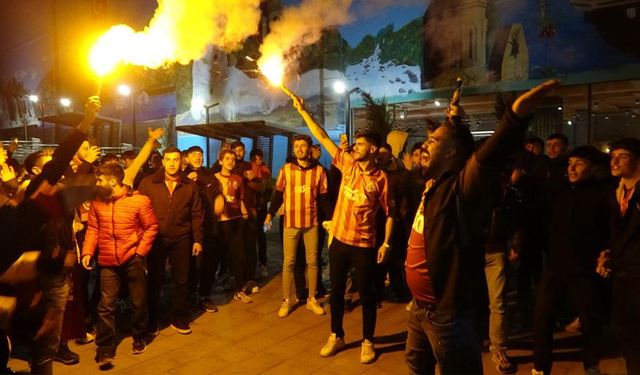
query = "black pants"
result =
(256, 207, 268, 266)
(329, 239, 377, 341)
(533, 271, 603, 372)
(244, 216, 258, 282)
(189, 235, 220, 298)
(97, 256, 147, 354)
(217, 218, 249, 292)
(612, 277, 640, 374)
(148, 236, 191, 328)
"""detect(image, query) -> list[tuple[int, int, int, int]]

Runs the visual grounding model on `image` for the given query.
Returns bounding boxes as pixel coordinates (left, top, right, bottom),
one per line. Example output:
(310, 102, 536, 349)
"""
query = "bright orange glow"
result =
(258, 54, 285, 87)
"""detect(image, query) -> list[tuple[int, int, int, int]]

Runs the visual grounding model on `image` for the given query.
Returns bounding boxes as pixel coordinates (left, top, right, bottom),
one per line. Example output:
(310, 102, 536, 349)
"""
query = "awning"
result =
(176, 120, 298, 139)
(39, 112, 122, 127)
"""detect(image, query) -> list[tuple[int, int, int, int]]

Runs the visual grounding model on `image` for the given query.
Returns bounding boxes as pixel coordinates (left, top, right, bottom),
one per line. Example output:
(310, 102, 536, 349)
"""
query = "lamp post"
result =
(202, 102, 219, 167)
(333, 81, 360, 142)
(117, 84, 137, 147)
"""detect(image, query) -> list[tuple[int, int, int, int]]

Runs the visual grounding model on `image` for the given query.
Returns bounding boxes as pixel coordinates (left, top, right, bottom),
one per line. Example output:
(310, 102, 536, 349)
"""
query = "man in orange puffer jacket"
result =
(81, 163, 158, 368)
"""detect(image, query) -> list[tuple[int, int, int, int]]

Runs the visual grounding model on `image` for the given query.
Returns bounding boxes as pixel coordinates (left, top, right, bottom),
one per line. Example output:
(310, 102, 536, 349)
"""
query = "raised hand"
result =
(148, 127, 164, 141)
(0, 164, 16, 182)
(84, 145, 101, 164)
(512, 80, 560, 118)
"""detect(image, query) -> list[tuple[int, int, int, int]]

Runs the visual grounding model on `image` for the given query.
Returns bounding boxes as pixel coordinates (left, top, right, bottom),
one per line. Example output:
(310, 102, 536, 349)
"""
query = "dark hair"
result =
(292, 134, 313, 146)
(230, 140, 245, 150)
(95, 163, 125, 184)
(379, 143, 392, 152)
(163, 146, 181, 156)
(100, 153, 120, 165)
(355, 130, 383, 148)
(24, 151, 45, 175)
(610, 137, 640, 158)
(249, 149, 263, 159)
(219, 149, 236, 161)
(569, 145, 608, 165)
(440, 121, 475, 163)
(121, 150, 137, 160)
(525, 137, 544, 148)
(410, 142, 423, 153)
(180, 150, 189, 157)
(546, 133, 568, 145)
(187, 145, 203, 154)
(311, 144, 321, 150)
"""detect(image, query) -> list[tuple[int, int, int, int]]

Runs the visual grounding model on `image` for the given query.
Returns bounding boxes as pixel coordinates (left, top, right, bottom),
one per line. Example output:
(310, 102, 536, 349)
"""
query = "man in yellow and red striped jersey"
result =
(290, 96, 394, 365)
(265, 134, 331, 318)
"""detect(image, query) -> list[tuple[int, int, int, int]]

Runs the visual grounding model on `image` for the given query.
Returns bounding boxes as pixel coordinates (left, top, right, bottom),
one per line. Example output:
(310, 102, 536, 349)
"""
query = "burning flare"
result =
(257, 0, 353, 87)
(89, 0, 261, 77)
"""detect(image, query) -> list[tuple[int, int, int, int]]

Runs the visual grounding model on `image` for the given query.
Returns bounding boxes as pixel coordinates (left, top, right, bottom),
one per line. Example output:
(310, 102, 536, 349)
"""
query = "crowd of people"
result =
(0, 80, 638, 375)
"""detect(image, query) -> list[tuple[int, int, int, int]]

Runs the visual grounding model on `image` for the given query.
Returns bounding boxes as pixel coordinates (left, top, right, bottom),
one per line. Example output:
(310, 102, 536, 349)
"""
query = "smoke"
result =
(90, 0, 262, 74)
(258, 0, 354, 77)
(148, 0, 262, 63)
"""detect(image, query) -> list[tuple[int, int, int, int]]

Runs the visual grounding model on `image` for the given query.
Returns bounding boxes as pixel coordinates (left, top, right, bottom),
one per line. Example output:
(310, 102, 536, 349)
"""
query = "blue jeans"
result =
(405, 300, 483, 375)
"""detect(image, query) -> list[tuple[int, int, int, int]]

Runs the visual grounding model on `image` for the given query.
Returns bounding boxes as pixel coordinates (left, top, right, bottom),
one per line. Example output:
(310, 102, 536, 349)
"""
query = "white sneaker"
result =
(320, 333, 345, 357)
(405, 300, 414, 312)
(278, 299, 293, 318)
(360, 339, 375, 364)
(234, 291, 253, 303)
(306, 297, 326, 315)
(532, 369, 545, 375)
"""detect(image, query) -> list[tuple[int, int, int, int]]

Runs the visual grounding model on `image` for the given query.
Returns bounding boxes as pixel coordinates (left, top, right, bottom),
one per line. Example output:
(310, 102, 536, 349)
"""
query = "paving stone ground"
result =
(8, 223, 627, 374)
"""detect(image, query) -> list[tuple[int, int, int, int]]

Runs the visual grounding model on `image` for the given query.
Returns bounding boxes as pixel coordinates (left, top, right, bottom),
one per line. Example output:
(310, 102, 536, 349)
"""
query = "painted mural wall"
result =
(176, 0, 640, 131)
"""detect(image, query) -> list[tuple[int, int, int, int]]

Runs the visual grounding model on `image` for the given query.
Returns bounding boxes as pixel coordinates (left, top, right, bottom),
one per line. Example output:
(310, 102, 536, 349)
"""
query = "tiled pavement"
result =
(7, 227, 627, 374)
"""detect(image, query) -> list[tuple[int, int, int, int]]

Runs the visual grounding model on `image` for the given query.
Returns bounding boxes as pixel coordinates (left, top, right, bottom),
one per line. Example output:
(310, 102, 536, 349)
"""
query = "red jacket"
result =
(82, 187, 158, 266)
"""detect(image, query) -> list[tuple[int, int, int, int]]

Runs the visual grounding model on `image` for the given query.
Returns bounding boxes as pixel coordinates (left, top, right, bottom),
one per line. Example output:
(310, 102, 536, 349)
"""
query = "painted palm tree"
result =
(360, 91, 392, 140)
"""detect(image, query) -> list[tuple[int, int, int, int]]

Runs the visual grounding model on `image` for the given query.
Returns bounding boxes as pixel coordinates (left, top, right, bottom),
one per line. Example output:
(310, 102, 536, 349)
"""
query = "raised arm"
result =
(291, 95, 338, 158)
(123, 127, 163, 186)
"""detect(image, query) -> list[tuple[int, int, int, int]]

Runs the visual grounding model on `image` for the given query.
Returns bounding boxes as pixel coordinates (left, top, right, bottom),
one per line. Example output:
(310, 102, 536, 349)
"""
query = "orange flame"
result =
(258, 54, 285, 87)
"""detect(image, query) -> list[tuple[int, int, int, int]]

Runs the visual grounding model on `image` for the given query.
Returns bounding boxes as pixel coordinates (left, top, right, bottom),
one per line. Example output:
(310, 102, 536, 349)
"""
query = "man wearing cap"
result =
(532, 146, 610, 375)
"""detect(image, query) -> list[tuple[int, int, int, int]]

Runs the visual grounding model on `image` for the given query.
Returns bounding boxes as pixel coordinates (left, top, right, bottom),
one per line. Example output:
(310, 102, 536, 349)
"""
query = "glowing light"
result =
(28, 95, 39, 103)
(258, 55, 285, 86)
(333, 81, 346, 94)
(567, 120, 572, 125)
(557, 106, 563, 111)
(191, 97, 205, 110)
(60, 98, 71, 107)
(117, 84, 132, 97)
(89, 25, 136, 76)
(434, 100, 441, 107)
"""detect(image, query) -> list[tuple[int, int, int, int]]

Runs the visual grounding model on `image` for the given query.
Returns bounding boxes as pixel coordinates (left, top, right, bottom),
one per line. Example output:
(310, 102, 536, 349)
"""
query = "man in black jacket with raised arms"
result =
(404, 80, 559, 375)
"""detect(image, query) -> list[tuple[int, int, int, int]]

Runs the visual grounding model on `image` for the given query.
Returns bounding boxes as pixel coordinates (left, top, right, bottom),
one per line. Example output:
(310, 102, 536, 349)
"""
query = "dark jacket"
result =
(137, 169, 203, 244)
(182, 166, 219, 237)
(548, 178, 610, 277)
(609, 180, 640, 279)
(421, 109, 530, 314)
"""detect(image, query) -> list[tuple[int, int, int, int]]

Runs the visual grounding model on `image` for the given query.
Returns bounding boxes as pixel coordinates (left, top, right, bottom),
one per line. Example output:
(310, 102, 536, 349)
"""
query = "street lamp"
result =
(59, 98, 71, 107)
(333, 81, 360, 142)
(202, 102, 219, 167)
(118, 85, 137, 146)
(28, 95, 39, 103)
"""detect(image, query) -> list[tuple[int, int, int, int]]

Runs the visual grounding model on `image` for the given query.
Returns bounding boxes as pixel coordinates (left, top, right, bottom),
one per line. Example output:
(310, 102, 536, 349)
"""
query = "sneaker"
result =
(245, 281, 259, 294)
(320, 333, 345, 357)
(278, 299, 293, 318)
(258, 264, 268, 278)
(565, 317, 581, 333)
(405, 299, 414, 312)
(170, 321, 192, 335)
(200, 297, 219, 313)
(54, 343, 80, 365)
(75, 331, 95, 345)
(234, 291, 253, 303)
(532, 369, 545, 375)
(95, 351, 114, 368)
(491, 350, 516, 374)
(306, 297, 326, 315)
(132, 338, 146, 354)
(360, 339, 375, 364)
